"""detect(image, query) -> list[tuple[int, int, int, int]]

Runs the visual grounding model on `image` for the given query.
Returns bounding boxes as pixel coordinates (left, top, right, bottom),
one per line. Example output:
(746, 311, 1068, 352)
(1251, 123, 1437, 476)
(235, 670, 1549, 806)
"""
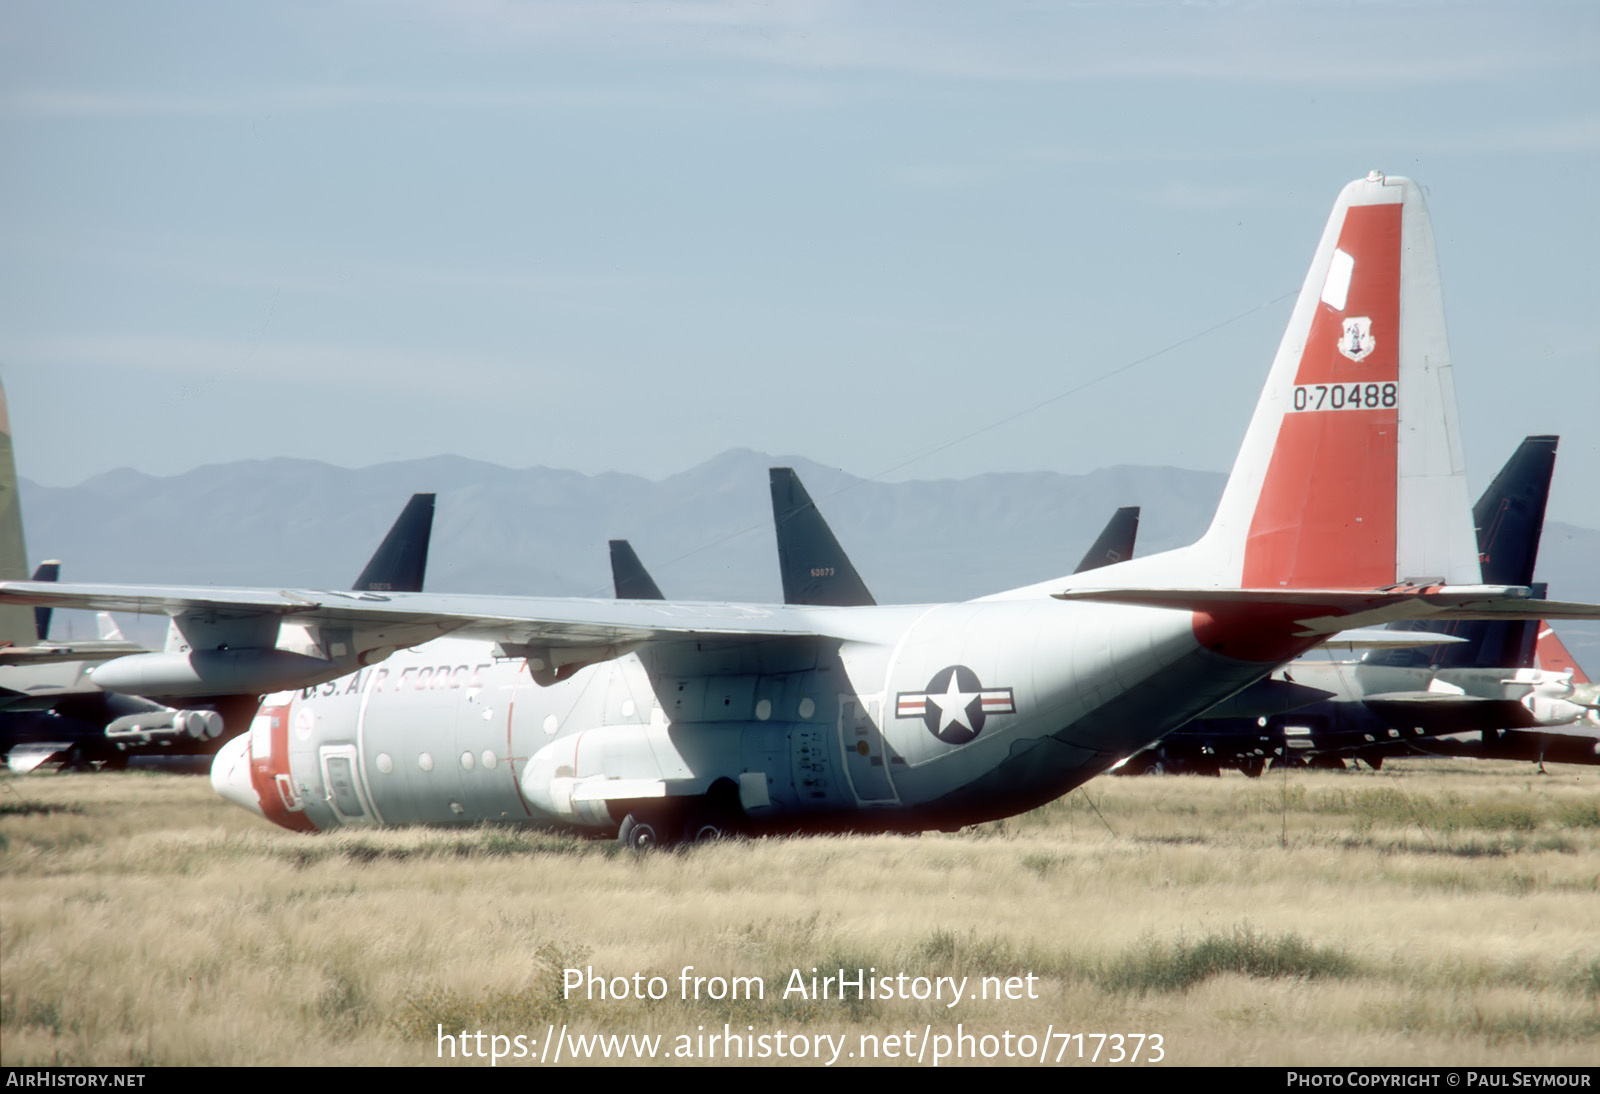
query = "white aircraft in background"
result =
(6, 173, 1596, 846)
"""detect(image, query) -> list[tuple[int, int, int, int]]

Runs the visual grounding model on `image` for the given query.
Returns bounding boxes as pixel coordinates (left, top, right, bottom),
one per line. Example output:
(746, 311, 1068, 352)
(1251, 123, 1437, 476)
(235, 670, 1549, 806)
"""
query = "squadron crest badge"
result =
(1339, 316, 1375, 361)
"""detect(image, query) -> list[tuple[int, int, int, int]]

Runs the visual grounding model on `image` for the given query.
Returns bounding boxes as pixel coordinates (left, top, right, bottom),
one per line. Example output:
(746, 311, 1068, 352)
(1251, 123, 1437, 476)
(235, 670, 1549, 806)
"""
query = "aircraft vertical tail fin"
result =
(1074, 507, 1140, 574)
(1194, 173, 1478, 591)
(0, 379, 40, 647)
(1369, 435, 1557, 669)
(352, 494, 435, 593)
(30, 561, 59, 641)
(1473, 436, 1557, 585)
(769, 468, 876, 607)
(97, 612, 126, 642)
(1536, 625, 1591, 684)
(609, 540, 665, 600)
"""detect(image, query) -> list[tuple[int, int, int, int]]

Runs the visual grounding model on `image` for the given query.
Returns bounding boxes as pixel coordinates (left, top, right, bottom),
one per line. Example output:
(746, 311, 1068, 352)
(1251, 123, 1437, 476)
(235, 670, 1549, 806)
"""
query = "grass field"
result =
(2, 759, 1597, 1067)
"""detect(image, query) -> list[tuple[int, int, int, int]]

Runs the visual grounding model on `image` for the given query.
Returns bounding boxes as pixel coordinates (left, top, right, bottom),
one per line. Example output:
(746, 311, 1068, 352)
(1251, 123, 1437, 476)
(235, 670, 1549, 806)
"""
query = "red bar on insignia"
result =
(980, 691, 1015, 713)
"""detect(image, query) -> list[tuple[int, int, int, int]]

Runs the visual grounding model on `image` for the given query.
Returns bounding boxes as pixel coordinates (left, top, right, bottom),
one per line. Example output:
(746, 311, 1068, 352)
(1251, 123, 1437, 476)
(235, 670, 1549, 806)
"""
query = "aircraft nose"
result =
(210, 734, 263, 818)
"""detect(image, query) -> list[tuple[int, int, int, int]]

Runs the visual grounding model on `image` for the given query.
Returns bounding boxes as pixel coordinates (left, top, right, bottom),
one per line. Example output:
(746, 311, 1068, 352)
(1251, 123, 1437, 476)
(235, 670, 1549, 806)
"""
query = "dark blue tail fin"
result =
(769, 468, 876, 607)
(1073, 507, 1140, 574)
(609, 540, 665, 600)
(31, 560, 59, 640)
(351, 494, 435, 593)
(1369, 435, 1556, 669)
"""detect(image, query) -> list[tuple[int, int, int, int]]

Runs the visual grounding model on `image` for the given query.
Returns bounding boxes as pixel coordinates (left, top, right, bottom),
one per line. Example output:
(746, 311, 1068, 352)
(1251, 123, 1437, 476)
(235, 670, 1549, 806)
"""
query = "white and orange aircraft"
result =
(6, 173, 1597, 846)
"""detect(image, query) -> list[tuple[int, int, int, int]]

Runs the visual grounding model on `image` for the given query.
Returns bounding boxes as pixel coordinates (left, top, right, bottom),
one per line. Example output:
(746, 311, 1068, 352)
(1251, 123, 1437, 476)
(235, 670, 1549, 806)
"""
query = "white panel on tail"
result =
(1394, 180, 1478, 584)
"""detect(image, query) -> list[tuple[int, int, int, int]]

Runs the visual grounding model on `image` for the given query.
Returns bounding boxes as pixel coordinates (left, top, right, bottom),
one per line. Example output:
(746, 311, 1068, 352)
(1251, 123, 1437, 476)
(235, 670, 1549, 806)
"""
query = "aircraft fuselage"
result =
(215, 599, 1298, 837)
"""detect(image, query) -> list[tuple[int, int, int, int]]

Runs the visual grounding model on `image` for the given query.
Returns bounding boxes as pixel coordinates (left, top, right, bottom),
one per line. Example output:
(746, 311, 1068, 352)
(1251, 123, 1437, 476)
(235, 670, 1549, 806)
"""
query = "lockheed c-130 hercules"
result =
(6, 173, 1598, 847)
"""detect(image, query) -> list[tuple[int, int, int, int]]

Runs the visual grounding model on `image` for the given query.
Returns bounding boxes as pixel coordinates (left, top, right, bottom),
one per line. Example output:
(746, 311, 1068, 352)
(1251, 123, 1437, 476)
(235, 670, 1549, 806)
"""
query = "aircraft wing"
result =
(0, 582, 835, 639)
(1360, 692, 1547, 734)
(0, 639, 145, 666)
(0, 581, 853, 690)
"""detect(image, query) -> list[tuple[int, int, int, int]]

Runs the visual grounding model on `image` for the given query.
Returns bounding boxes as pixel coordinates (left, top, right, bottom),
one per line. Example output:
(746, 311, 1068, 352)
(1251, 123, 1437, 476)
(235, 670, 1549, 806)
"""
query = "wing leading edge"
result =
(0, 581, 864, 691)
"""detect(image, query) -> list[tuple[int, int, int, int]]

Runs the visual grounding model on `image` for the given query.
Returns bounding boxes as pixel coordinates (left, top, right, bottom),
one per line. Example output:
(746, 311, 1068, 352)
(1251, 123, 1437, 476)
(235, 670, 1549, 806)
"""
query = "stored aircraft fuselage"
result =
(216, 599, 1289, 837)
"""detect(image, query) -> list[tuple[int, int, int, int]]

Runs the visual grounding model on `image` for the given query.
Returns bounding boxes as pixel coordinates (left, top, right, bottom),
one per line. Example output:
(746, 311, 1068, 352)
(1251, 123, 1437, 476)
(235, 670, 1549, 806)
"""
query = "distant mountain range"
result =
(18, 449, 1599, 670)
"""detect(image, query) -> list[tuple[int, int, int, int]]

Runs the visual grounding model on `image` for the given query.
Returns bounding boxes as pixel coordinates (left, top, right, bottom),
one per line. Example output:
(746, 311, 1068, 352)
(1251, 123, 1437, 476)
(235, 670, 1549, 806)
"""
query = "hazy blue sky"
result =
(3, 1, 1596, 524)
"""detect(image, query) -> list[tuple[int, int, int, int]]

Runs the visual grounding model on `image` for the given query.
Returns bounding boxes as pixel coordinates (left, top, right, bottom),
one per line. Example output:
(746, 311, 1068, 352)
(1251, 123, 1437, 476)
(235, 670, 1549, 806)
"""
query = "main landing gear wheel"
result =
(682, 819, 726, 844)
(617, 813, 666, 851)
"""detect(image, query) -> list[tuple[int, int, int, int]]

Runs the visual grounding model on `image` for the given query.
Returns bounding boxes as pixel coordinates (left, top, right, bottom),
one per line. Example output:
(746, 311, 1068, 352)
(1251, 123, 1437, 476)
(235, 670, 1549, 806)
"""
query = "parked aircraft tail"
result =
(1537, 625, 1590, 684)
(1027, 175, 1591, 659)
(1367, 435, 1557, 670)
(1195, 172, 1477, 590)
(1005, 173, 1477, 609)
(769, 467, 876, 607)
(608, 468, 879, 607)
(0, 380, 38, 648)
(352, 493, 435, 593)
(30, 561, 59, 641)
(96, 612, 126, 642)
(1073, 507, 1139, 574)
(609, 540, 665, 601)
(161, 492, 436, 657)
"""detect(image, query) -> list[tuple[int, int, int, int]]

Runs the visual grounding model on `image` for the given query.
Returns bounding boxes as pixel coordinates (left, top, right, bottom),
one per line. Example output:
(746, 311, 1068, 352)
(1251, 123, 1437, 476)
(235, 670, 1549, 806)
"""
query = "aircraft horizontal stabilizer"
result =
(1361, 694, 1549, 734)
(1052, 586, 1600, 636)
(1314, 628, 1467, 651)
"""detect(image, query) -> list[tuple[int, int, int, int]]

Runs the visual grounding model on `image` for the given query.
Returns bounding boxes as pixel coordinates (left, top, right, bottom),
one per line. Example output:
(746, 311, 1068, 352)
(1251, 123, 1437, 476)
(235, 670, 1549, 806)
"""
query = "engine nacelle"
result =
(1520, 692, 1588, 727)
(1512, 669, 1588, 727)
(90, 649, 344, 698)
(105, 708, 225, 741)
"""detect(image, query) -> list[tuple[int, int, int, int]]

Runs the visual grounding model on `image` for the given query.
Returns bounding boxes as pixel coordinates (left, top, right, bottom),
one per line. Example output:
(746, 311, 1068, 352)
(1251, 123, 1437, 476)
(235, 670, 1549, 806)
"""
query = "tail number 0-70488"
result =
(1290, 382, 1396, 412)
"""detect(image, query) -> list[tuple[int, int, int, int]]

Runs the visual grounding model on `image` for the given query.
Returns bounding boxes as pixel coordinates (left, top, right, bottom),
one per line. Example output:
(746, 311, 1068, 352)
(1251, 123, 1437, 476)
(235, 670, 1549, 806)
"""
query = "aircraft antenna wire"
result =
(590, 288, 1298, 596)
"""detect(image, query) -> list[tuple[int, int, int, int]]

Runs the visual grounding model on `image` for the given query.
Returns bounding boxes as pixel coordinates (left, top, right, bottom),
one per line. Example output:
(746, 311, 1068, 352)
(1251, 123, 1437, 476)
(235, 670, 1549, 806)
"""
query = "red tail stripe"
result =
(1243, 202, 1401, 589)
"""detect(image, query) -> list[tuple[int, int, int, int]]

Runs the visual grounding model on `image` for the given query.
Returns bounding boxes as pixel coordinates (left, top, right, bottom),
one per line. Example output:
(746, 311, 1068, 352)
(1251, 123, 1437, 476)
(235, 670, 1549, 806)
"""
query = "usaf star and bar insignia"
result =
(895, 665, 1016, 745)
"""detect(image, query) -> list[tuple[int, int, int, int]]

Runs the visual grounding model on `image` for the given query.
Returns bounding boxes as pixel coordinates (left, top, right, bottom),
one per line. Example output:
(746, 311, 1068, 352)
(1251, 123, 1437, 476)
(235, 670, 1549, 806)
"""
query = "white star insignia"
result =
(927, 673, 977, 735)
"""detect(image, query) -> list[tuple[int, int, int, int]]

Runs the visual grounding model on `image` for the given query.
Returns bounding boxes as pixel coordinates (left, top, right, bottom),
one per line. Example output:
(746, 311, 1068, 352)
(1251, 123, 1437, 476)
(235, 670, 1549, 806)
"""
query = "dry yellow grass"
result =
(2, 760, 1596, 1066)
